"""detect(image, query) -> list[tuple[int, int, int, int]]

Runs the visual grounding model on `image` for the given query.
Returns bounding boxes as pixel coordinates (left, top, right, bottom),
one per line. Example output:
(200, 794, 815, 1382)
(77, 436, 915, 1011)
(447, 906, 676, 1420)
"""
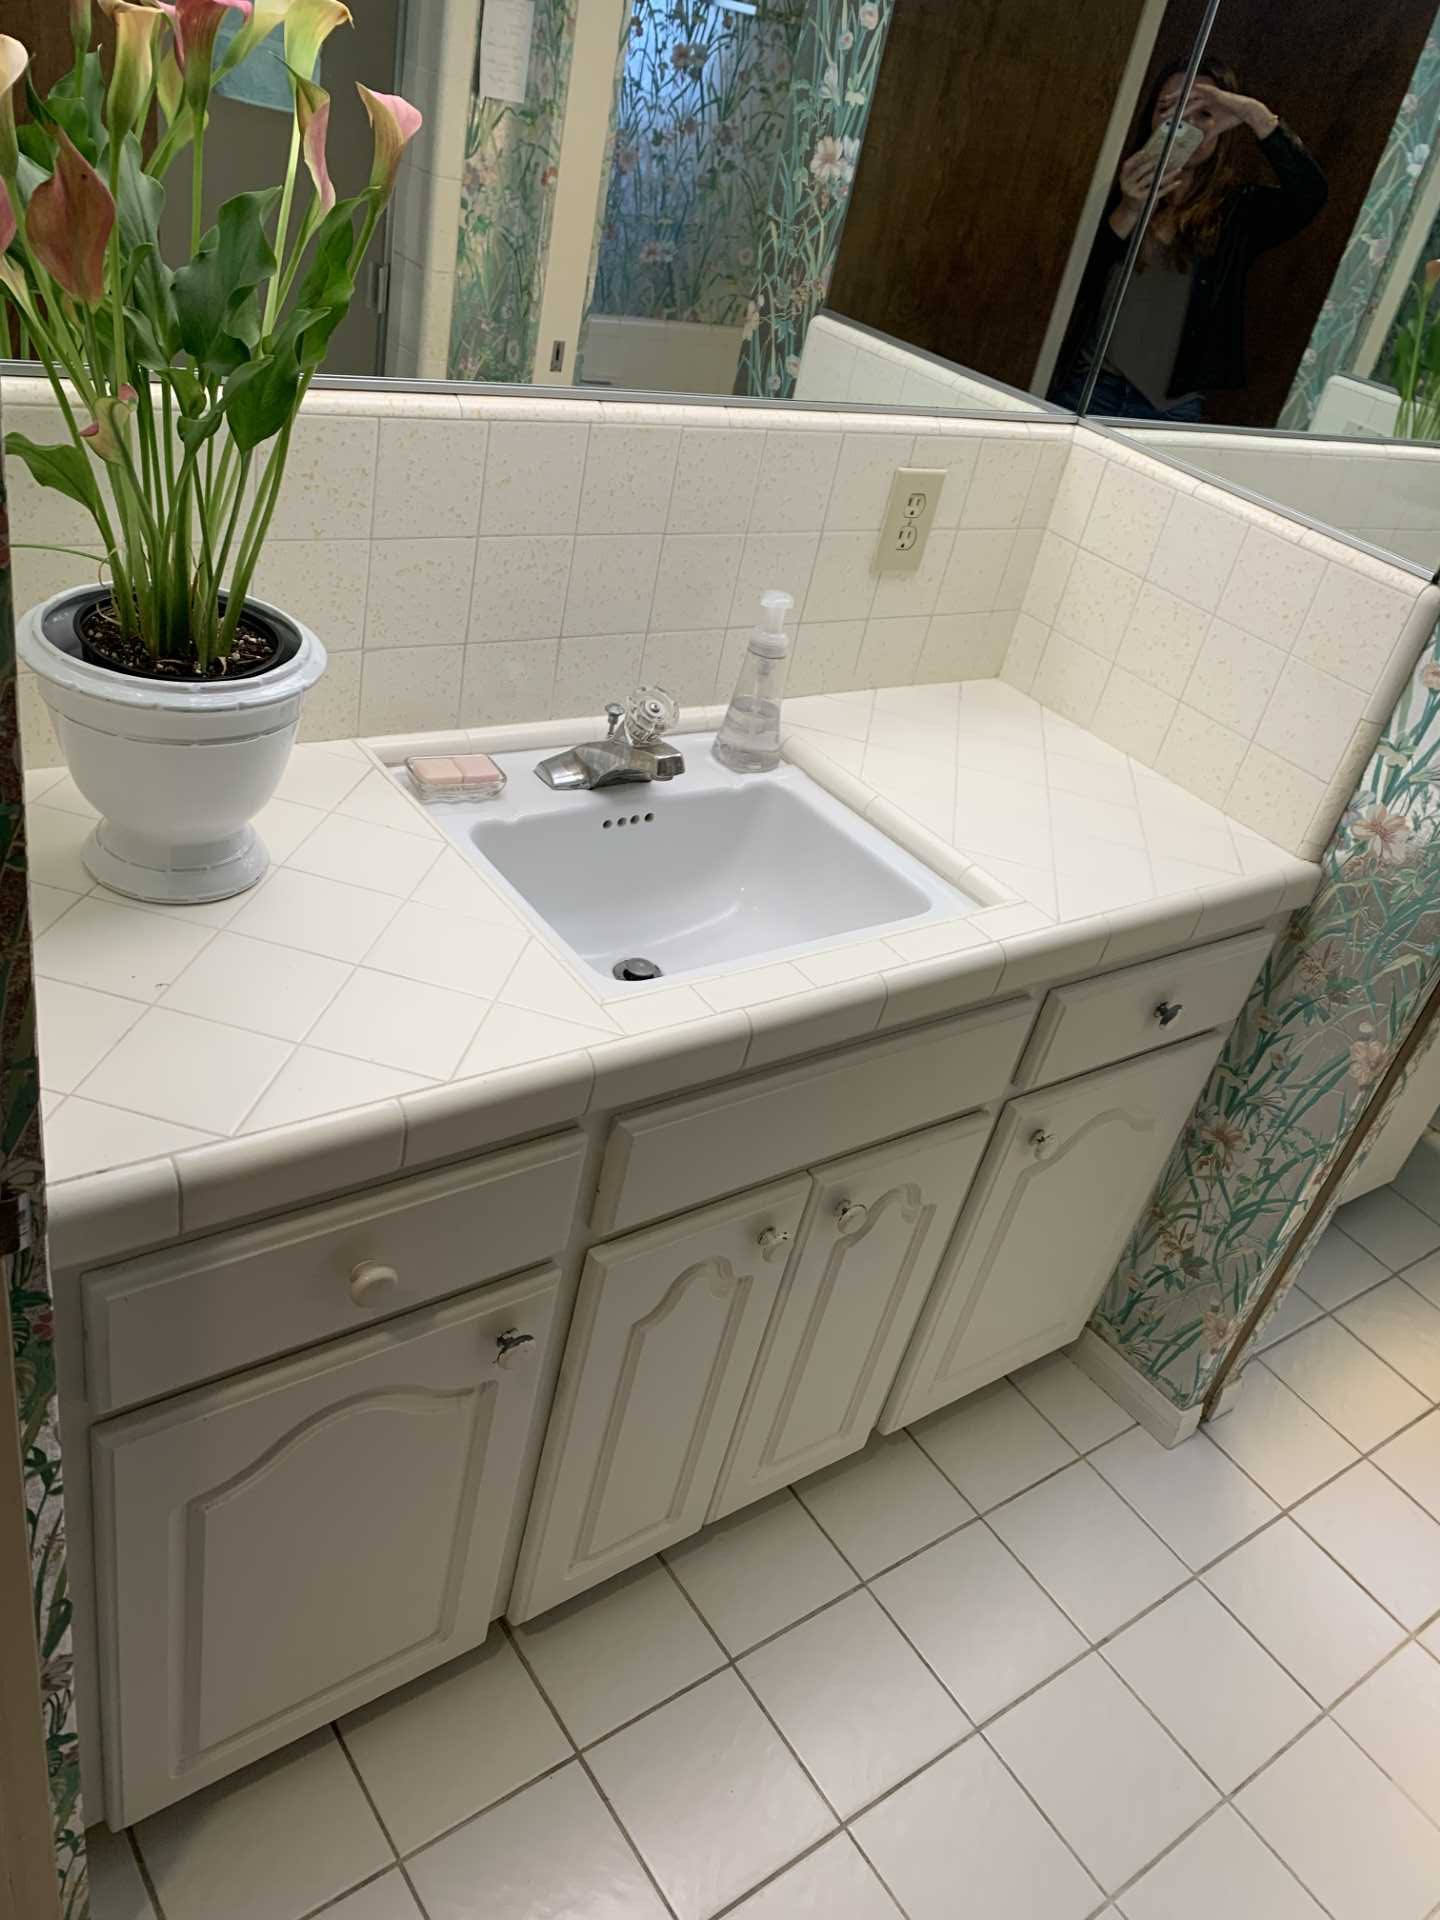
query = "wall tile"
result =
(1053, 550, 1142, 661)
(1154, 706, 1248, 809)
(1184, 619, 1286, 736)
(804, 532, 880, 623)
(790, 621, 866, 695)
(250, 541, 368, 650)
(1225, 744, 1326, 849)
(468, 534, 572, 643)
(480, 422, 588, 536)
(641, 629, 729, 706)
(1217, 526, 1328, 648)
(1024, 443, 1069, 530)
(554, 634, 646, 715)
(1147, 492, 1247, 613)
(1032, 632, 1109, 727)
(1050, 443, 1107, 544)
(857, 617, 929, 688)
(1022, 532, 1077, 627)
(871, 529, 957, 620)
(1091, 669, 1177, 767)
(579, 427, 682, 534)
(372, 418, 486, 539)
(910, 435, 979, 528)
(750, 430, 843, 532)
(669, 429, 763, 534)
(998, 529, 1042, 610)
(1256, 659, 1368, 783)
(1116, 583, 1210, 697)
(651, 534, 744, 630)
(297, 653, 362, 740)
(364, 539, 475, 648)
(460, 639, 558, 726)
(825, 433, 916, 531)
(563, 535, 662, 636)
(359, 645, 463, 734)
(1294, 565, 1419, 691)
(1004, 612, 1049, 693)
(729, 534, 819, 625)
(937, 530, 1014, 616)
(1083, 461, 1174, 575)
(961, 440, 1043, 529)
(921, 610, 1012, 681)
(271, 415, 378, 540)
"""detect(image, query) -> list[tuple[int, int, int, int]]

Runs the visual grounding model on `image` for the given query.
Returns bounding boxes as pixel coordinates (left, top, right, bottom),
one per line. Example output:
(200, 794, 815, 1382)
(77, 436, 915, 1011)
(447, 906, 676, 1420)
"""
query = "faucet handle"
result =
(624, 685, 678, 745)
(605, 702, 626, 738)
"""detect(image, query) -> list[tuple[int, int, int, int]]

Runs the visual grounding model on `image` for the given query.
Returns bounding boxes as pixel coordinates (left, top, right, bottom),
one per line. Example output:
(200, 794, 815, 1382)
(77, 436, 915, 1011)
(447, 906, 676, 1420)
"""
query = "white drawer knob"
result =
(495, 1329, 536, 1369)
(835, 1200, 869, 1234)
(757, 1226, 792, 1262)
(349, 1261, 399, 1306)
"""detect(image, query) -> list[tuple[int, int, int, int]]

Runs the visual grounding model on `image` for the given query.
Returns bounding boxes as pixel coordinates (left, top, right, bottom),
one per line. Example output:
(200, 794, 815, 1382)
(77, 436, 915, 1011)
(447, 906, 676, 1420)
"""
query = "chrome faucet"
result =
(536, 688, 685, 791)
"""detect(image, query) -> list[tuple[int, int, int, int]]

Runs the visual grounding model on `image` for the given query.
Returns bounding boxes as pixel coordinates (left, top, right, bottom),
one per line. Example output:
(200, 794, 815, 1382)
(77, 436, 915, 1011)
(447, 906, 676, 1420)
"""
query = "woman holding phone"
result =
(1051, 60, 1328, 420)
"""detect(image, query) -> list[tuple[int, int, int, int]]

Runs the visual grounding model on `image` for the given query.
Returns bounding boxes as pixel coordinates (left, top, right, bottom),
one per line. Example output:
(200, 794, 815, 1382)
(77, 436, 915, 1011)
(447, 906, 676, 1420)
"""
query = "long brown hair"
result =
(1139, 57, 1246, 266)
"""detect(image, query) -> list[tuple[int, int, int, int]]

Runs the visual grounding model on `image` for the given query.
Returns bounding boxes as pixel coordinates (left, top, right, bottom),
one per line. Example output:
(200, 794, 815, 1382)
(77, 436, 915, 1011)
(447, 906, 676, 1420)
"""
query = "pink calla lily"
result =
(26, 129, 116, 307)
(159, 0, 251, 86)
(81, 385, 138, 463)
(356, 83, 422, 197)
(293, 72, 334, 214)
(0, 35, 29, 182)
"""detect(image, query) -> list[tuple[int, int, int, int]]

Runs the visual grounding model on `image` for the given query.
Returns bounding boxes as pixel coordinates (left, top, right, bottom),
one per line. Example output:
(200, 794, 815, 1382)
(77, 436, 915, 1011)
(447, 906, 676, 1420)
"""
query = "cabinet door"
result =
(881, 1033, 1224, 1432)
(92, 1269, 558, 1827)
(508, 1178, 809, 1622)
(711, 1113, 992, 1520)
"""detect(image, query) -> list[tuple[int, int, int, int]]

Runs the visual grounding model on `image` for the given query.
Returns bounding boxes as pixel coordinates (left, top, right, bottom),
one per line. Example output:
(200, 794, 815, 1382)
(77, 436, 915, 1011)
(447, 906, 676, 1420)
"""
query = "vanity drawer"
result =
(1018, 928, 1275, 1089)
(592, 998, 1034, 1233)
(83, 1131, 586, 1413)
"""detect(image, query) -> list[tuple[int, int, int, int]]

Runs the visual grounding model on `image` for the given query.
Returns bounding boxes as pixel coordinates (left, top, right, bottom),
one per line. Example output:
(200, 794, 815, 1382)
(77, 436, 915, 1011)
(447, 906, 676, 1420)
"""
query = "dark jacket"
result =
(1052, 123, 1328, 401)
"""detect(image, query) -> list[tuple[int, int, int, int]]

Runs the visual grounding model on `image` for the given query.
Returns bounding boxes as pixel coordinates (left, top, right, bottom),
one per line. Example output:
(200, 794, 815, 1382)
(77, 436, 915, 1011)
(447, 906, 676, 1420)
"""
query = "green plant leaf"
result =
(284, 197, 362, 371)
(2, 435, 104, 524)
(223, 328, 312, 452)
(172, 188, 281, 375)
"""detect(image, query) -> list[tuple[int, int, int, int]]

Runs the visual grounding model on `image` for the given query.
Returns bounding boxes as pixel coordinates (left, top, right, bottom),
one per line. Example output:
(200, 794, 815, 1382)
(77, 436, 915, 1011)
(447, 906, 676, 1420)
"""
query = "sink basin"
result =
(427, 733, 980, 987)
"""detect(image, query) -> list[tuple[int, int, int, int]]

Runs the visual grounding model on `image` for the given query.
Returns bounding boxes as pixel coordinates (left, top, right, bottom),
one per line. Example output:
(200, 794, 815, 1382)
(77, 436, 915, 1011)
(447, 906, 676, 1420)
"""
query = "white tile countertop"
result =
(26, 678, 1317, 1265)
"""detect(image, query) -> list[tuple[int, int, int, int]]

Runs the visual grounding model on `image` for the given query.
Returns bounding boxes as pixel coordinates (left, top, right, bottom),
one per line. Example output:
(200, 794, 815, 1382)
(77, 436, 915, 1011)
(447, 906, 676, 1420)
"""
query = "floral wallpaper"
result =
(735, 0, 895, 399)
(591, 0, 805, 329)
(0, 413, 84, 1907)
(1092, 623, 1440, 1413)
(1279, 22, 1440, 431)
(449, 0, 578, 383)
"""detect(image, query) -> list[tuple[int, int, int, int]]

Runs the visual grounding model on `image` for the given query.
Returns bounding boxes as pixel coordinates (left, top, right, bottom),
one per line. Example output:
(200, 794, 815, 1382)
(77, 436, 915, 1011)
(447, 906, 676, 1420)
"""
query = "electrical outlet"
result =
(875, 468, 945, 575)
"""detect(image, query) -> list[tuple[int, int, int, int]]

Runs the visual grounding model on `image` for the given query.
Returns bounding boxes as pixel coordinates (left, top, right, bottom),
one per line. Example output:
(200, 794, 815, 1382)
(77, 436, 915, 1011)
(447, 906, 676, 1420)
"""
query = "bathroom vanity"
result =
(36, 679, 1318, 1829)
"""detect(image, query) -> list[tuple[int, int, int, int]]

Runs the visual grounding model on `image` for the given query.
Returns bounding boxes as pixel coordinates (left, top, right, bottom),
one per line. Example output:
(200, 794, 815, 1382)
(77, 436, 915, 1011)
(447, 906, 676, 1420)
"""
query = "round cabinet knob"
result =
(349, 1261, 399, 1307)
(835, 1200, 869, 1235)
(495, 1329, 536, 1370)
(1030, 1128, 1054, 1160)
(1154, 1000, 1184, 1028)
(757, 1226, 792, 1262)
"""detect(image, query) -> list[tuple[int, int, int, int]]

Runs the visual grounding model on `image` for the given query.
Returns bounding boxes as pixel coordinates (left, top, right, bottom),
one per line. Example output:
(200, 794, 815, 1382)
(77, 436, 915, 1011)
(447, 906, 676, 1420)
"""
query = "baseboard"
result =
(1394, 1129, 1440, 1225)
(1072, 1330, 1203, 1448)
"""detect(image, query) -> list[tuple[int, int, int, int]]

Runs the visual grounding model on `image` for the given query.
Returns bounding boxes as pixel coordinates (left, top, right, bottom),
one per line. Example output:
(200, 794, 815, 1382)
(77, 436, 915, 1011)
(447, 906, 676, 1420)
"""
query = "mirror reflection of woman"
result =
(1052, 60, 1328, 421)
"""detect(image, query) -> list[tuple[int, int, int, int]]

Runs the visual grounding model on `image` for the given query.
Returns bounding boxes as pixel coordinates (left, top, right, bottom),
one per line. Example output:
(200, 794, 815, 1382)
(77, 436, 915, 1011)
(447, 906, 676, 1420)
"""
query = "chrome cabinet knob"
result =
(835, 1200, 869, 1234)
(1154, 1000, 1184, 1027)
(1030, 1128, 1054, 1159)
(757, 1226, 792, 1261)
(495, 1329, 536, 1369)
(349, 1261, 399, 1306)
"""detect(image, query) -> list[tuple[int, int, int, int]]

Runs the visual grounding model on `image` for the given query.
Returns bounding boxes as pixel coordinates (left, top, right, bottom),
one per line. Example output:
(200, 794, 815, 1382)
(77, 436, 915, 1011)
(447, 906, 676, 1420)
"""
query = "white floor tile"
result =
(727, 1835, 902, 1918)
(987, 1656, 1217, 1894)
(35, 977, 144, 1093)
(1011, 1351, 1134, 1452)
(1117, 1806, 1326, 1919)
(1403, 1246, 1440, 1312)
(739, 1591, 969, 1817)
(322, 1874, 425, 1919)
(1261, 1318, 1429, 1451)
(1334, 1644, 1440, 1828)
(308, 969, 490, 1078)
(1206, 1366, 1359, 1508)
(159, 932, 351, 1043)
(1091, 1428, 1278, 1570)
(1295, 1462, 1440, 1629)
(228, 867, 402, 961)
(1296, 1226, 1391, 1310)
(1338, 1277, 1440, 1398)
(851, 1738, 1102, 1920)
(1204, 1517, 1405, 1705)
(240, 1046, 432, 1130)
(361, 900, 528, 1000)
(665, 1492, 854, 1655)
(513, 1562, 723, 1747)
(35, 895, 213, 999)
(1376, 1409, 1440, 1521)
(406, 1762, 667, 1920)
(1335, 1189, 1440, 1273)
(872, 1522, 1086, 1724)
(339, 1634, 569, 1854)
(134, 1728, 390, 1920)
(1253, 1285, 1323, 1352)
(77, 1007, 292, 1133)
(86, 1824, 157, 1920)
(988, 1461, 1188, 1640)
(911, 1379, 1077, 1512)
(796, 1431, 973, 1578)
(25, 803, 94, 891)
(1104, 1584, 1315, 1792)
(27, 882, 82, 938)
(284, 811, 440, 897)
(1238, 1719, 1440, 1920)
(587, 1671, 834, 1920)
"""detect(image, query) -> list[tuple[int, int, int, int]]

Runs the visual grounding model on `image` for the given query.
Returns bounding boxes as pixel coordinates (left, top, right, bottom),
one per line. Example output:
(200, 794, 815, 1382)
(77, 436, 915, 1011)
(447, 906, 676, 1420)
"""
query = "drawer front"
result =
(592, 998, 1035, 1234)
(1018, 928, 1274, 1089)
(84, 1131, 586, 1413)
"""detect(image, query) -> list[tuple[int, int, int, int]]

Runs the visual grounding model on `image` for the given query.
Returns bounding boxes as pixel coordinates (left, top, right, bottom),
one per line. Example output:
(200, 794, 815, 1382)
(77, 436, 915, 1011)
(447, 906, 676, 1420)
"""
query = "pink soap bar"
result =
(406, 752, 506, 800)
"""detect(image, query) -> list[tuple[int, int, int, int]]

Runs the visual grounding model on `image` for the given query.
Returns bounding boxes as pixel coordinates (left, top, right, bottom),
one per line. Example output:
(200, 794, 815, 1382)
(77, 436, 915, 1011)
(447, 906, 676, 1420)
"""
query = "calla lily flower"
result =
(0, 35, 29, 183)
(81, 385, 138, 463)
(216, 0, 290, 75)
(356, 84, 422, 197)
(283, 0, 350, 83)
(292, 72, 334, 214)
(0, 180, 14, 255)
(107, 3, 166, 146)
(26, 130, 116, 307)
(156, 45, 184, 121)
(161, 0, 252, 94)
(71, 0, 92, 57)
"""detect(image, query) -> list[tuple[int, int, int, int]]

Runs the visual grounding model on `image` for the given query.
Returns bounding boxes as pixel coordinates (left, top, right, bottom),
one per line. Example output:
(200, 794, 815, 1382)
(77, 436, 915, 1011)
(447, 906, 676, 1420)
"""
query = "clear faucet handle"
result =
(624, 685, 678, 745)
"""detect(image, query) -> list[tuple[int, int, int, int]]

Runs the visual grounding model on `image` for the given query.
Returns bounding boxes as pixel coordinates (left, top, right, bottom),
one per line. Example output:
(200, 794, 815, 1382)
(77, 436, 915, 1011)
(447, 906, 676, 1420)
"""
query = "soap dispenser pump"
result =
(713, 589, 794, 773)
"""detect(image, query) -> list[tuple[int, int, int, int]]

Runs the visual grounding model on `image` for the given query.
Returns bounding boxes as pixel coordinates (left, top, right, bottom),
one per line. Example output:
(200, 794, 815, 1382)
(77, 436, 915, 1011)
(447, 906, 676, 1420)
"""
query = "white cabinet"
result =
(882, 1033, 1224, 1431)
(711, 1114, 992, 1519)
(509, 1179, 810, 1622)
(92, 1268, 558, 1827)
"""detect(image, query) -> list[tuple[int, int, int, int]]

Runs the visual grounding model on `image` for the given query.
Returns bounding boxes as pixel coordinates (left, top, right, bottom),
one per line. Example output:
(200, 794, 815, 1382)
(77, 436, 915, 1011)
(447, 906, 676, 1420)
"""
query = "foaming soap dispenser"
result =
(713, 589, 794, 773)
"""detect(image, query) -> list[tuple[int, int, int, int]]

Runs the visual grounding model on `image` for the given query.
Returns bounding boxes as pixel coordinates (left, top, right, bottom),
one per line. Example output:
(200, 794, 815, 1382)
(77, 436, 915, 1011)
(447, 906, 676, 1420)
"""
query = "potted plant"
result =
(0, 1, 419, 902)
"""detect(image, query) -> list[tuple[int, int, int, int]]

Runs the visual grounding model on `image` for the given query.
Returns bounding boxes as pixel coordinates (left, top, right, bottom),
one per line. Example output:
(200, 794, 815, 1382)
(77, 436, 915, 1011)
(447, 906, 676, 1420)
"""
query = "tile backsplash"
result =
(6, 376, 1435, 864)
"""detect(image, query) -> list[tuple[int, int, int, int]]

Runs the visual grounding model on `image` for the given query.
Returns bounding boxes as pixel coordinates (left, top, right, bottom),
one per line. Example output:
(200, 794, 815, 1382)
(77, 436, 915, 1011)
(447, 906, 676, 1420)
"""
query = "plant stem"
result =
(263, 116, 303, 335)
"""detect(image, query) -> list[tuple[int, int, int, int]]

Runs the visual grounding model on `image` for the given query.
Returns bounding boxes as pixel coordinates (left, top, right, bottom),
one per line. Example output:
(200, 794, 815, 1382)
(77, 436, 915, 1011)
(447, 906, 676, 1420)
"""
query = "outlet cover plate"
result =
(875, 468, 946, 575)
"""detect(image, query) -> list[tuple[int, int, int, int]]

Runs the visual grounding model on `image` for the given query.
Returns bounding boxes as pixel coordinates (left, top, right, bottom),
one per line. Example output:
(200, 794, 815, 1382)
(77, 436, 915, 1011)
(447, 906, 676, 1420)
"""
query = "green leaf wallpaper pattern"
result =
(1091, 623, 1440, 1412)
(0, 408, 85, 1911)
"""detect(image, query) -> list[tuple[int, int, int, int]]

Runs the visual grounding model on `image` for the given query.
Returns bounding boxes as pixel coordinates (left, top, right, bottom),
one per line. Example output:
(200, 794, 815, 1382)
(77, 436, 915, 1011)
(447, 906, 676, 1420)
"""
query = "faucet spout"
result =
(535, 687, 684, 791)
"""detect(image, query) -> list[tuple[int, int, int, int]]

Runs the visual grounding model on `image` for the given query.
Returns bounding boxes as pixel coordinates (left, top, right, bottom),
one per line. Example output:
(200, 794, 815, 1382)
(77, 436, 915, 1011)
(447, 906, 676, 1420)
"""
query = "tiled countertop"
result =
(26, 678, 1317, 1265)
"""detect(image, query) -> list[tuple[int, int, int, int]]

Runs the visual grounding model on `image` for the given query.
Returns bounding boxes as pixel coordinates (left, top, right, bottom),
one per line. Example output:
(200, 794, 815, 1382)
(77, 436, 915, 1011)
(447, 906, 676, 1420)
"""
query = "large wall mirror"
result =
(5, 0, 1225, 422)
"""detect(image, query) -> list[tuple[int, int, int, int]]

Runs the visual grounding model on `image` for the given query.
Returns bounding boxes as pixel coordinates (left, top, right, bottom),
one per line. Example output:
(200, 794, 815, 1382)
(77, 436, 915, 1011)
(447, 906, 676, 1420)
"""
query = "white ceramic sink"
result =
(427, 733, 979, 988)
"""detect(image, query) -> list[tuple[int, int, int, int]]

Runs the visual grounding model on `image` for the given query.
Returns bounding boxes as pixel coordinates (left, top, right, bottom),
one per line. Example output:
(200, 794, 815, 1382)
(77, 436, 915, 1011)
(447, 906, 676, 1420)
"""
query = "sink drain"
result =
(613, 956, 663, 983)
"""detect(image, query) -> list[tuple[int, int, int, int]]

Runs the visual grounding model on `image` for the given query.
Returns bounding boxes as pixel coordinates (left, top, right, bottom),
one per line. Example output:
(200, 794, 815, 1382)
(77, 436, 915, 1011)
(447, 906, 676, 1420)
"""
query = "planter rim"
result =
(18, 586, 327, 715)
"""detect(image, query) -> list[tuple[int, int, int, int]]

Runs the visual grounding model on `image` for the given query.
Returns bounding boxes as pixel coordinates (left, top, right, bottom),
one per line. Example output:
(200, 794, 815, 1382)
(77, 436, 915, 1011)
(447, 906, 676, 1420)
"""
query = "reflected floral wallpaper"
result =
(449, 0, 578, 383)
(1092, 621, 1440, 1412)
(591, 0, 804, 328)
(735, 0, 895, 399)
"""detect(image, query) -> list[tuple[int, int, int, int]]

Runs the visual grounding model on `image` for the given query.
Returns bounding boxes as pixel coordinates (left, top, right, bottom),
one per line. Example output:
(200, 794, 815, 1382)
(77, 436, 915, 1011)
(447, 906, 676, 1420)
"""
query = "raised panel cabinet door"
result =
(710, 1112, 993, 1520)
(92, 1268, 559, 1828)
(507, 1177, 810, 1622)
(880, 1032, 1225, 1432)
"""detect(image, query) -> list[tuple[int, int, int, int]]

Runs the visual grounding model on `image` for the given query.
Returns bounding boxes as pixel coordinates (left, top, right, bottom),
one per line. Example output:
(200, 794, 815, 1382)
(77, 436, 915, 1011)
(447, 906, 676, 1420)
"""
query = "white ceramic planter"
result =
(19, 588, 328, 905)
